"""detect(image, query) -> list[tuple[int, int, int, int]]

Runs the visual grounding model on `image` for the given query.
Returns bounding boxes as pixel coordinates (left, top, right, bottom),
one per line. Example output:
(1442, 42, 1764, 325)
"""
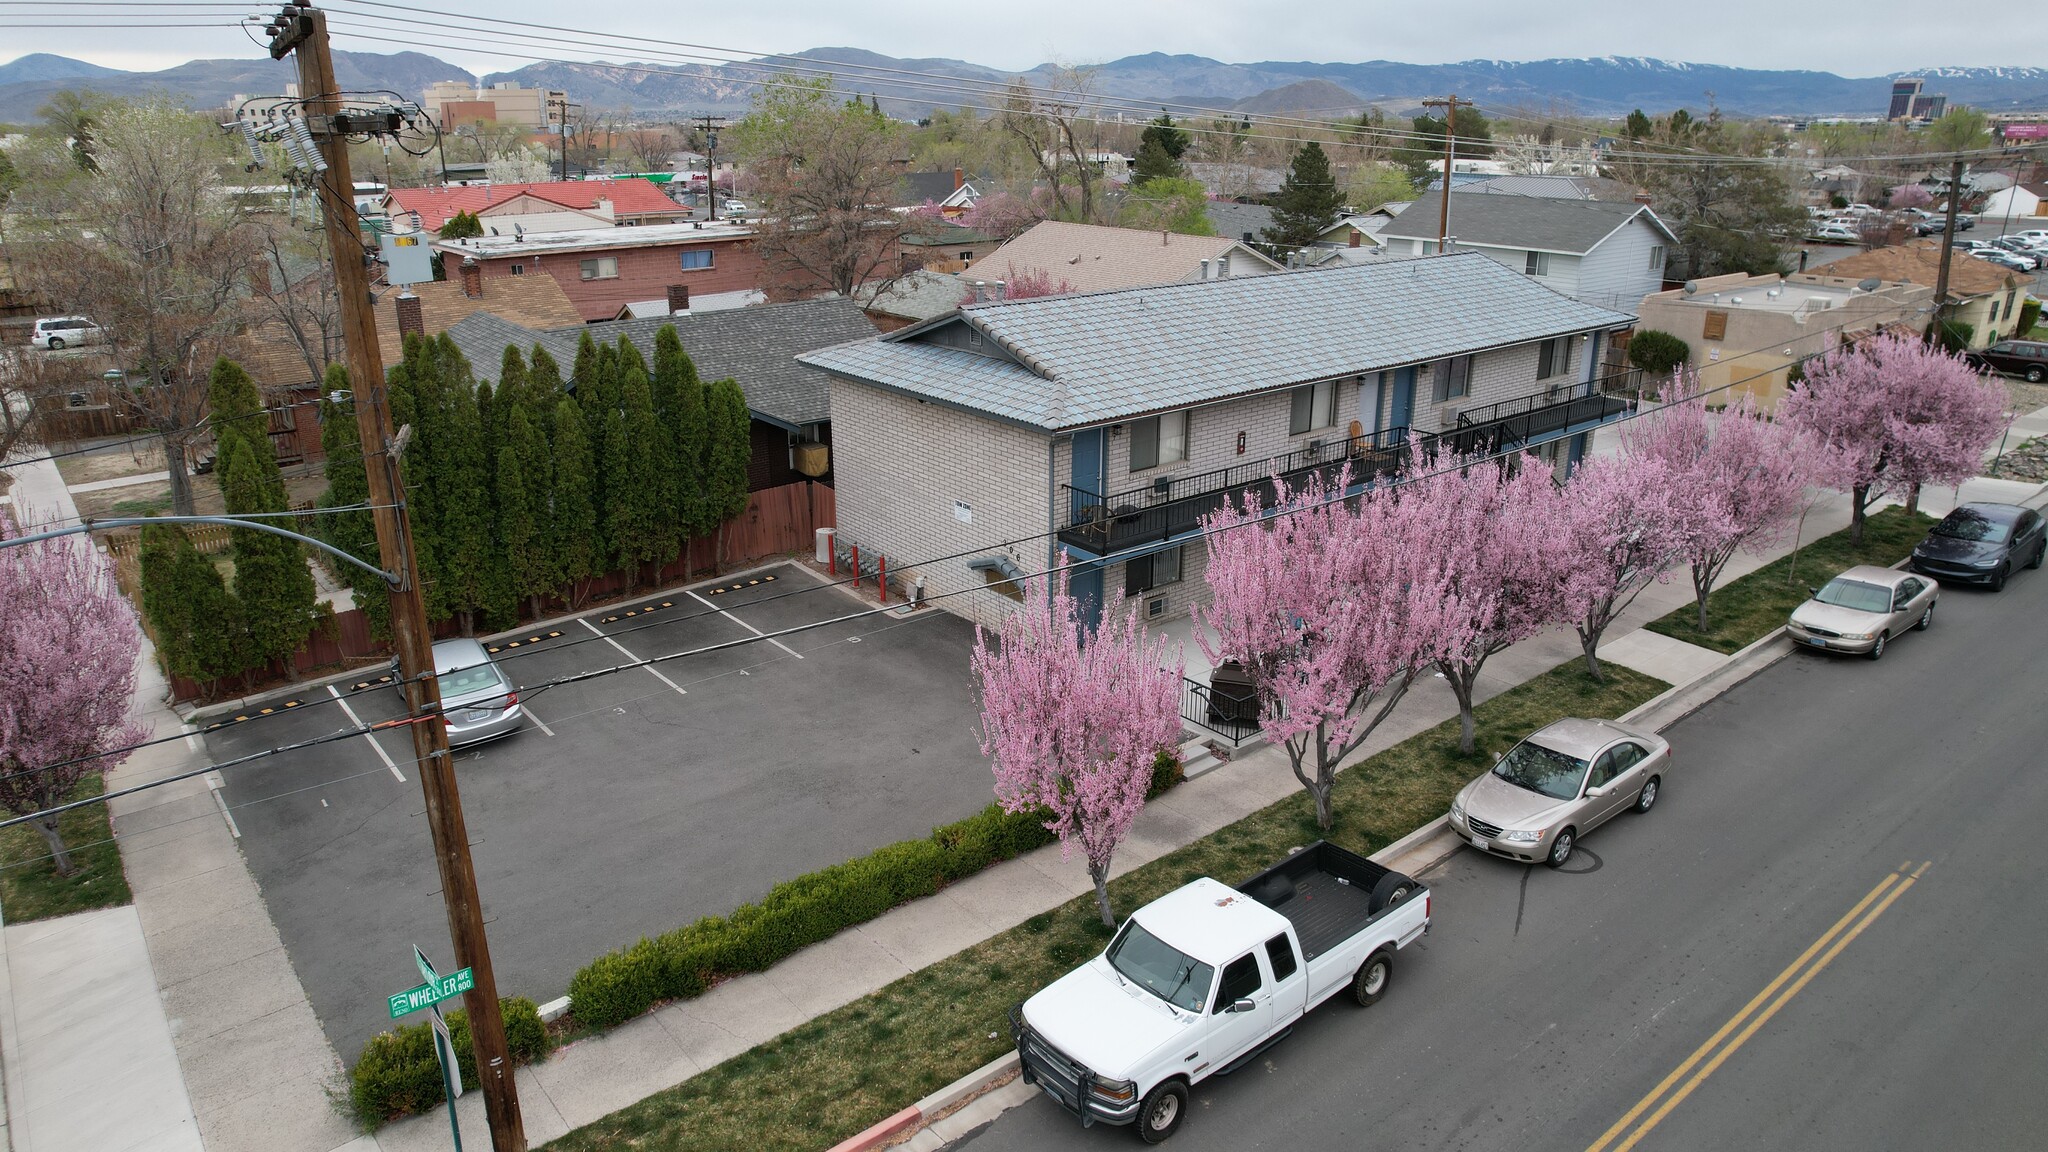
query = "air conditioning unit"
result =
(1439, 406, 1463, 429)
(1146, 596, 1168, 620)
(1152, 475, 1174, 494)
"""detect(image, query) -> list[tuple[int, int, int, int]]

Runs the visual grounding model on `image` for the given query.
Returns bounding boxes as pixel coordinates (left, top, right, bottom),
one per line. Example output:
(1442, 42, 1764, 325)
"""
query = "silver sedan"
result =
(1786, 565, 1937, 660)
(1448, 717, 1672, 868)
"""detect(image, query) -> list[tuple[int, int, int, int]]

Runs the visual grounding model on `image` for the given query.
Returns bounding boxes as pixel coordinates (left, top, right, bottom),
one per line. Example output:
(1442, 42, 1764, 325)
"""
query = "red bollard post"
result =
(828, 540, 837, 576)
(851, 545, 861, 591)
(878, 555, 887, 604)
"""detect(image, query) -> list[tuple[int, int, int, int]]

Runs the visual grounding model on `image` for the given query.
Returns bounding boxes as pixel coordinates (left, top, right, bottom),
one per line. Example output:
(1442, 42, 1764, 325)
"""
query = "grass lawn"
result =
(544, 659, 1668, 1152)
(1644, 506, 1938, 655)
(0, 772, 132, 923)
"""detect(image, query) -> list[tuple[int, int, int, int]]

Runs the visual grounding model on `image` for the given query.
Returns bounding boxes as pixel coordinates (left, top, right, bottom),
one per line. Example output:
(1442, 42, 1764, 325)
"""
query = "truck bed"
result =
(1236, 840, 1415, 961)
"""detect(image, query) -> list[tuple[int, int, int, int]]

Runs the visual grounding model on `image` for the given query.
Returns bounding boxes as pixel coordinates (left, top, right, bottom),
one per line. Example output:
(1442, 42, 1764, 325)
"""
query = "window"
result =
(679, 249, 714, 271)
(1588, 749, 1622, 791)
(1129, 410, 1189, 471)
(1264, 934, 1298, 982)
(1537, 337, 1573, 380)
(1525, 250, 1550, 276)
(1430, 355, 1473, 402)
(959, 250, 974, 262)
(579, 256, 619, 280)
(509, 263, 525, 276)
(1213, 953, 1263, 1013)
(1124, 545, 1183, 595)
(1421, 240, 1437, 255)
(1703, 310, 1729, 341)
(1289, 381, 1336, 434)
(1649, 245, 1667, 272)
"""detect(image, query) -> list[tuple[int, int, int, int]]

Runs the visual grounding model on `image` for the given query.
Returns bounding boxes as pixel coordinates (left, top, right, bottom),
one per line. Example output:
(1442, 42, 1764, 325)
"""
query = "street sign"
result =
(414, 945, 439, 985)
(387, 967, 475, 1019)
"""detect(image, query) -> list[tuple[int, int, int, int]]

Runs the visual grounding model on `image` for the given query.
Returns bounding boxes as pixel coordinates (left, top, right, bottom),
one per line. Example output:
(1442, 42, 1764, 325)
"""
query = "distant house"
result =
(958, 220, 1283, 296)
(1044, 150, 1132, 183)
(1379, 190, 1677, 311)
(897, 222, 1000, 274)
(1979, 182, 2047, 225)
(894, 168, 982, 216)
(1203, 201, 1277, 247)
(443, 296, 881, 491)
(432, 220, 764, 323)
(1425, 173, 1643, 202)
(801, 253, 1637, 635)
(1816, 240, 2029, 349)
(856, 270, 968, 332)
(384, 178, 688, 235)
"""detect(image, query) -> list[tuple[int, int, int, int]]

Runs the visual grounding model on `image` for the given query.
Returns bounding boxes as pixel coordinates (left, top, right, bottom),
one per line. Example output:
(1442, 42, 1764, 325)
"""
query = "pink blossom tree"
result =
(973, 558, 1183, 928)
(0, 510, 147, 876)
(1198, 468, 1471, 829)
(1625, 382, 1817, 632)
(1560, 453, 1686, 681)
(959, 262, 1076, 305)
(1414, 454, 1576, 753)
(1889, 184, 1934, 211)
(1781, 332, 2010, 541)
(960, 189, 1045, 242)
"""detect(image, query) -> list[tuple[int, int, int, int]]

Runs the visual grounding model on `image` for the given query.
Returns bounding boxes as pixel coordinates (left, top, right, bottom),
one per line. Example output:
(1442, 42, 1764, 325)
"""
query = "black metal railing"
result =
(1454, 377, 1635, 455)
(1181, 674, 1262, 744)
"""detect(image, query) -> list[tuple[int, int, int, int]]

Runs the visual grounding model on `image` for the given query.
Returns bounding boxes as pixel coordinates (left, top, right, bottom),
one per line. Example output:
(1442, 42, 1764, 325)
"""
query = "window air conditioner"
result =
(1147, 596, 1168, 620)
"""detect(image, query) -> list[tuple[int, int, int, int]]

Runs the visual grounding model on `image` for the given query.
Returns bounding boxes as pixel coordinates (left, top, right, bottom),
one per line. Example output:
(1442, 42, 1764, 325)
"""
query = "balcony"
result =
(1057, 372, 1641, 556)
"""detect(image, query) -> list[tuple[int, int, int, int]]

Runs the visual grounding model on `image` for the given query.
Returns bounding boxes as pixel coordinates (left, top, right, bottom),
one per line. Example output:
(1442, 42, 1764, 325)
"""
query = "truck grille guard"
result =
(1010, 1002, 1112, 1126)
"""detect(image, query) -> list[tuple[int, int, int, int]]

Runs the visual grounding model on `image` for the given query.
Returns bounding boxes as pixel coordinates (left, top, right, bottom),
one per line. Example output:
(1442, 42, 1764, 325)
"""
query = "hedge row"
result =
(566, 751, 1184, 1032)
(349, 996, 549, 1124)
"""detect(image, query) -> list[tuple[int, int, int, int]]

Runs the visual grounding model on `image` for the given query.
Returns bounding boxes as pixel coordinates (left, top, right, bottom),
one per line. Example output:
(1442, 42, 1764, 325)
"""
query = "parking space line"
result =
(326, 684, 408, 783)
(522, 701, 557, 737)
(686, 589, 803, 658)
(577, 617, 689, 696)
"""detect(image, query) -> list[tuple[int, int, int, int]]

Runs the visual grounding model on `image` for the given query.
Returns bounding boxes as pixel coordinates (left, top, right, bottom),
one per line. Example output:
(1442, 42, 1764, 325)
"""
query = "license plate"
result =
(1804, 637, 1827, 648)
(460, 708, 491, 722)
(1470, 836, 1489, 851)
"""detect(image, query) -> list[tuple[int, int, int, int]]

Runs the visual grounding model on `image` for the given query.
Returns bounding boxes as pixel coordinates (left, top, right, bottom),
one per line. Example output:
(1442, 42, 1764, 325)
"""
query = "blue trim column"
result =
(1068, 557, 1105, 630)
(1567, 431, 1587, 473)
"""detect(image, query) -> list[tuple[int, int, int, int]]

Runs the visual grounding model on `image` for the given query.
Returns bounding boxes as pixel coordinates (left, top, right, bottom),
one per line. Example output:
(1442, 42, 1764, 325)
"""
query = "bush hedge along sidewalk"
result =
(348, 997, 549, 1125)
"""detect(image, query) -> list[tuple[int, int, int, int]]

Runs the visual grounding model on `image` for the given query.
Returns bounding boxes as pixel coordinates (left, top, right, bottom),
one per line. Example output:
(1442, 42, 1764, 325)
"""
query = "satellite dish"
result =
(1857, 277, 1882, 292)
(1683, 280, 1699, 295)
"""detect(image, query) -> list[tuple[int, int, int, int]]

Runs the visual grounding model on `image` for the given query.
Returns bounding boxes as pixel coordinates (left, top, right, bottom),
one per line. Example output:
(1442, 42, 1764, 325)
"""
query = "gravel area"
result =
(2003, 378, 2048, 418)
(1991, 436, 2048, 483)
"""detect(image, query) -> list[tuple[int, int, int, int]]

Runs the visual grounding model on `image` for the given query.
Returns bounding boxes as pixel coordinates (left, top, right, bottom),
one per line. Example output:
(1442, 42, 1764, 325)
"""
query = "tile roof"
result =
(802, 252, 1635, 431)
(1381, 190, 1674, 253)
(442, 296, 879, 428)
(855, 269, 968, 323)
(1818, 239, 2029, 298)
(385, 178, 683, 233)
(958, 220, 1282, 295)
(373, 275, 584, 367)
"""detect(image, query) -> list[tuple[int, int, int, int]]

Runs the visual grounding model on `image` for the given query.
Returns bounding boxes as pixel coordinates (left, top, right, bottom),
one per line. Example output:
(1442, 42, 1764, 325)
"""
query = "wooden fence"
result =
(162, 480, 836, 703)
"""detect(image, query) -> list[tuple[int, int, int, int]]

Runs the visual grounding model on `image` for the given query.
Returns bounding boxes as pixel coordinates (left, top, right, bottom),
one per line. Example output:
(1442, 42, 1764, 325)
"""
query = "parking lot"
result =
(202, 562, 993, 1060)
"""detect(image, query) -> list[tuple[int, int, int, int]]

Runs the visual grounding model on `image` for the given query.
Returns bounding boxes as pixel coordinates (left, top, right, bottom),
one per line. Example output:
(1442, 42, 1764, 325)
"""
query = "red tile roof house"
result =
(430, 220, 767, 323)
(382, 177, 690, 233)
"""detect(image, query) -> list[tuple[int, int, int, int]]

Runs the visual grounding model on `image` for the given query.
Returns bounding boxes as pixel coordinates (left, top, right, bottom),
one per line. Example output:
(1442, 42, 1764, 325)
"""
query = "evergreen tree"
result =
(502, 406, 553, 617)
(1261, 142, 1345, 252)
(497, 345, 530, 410)
(435, 339, 496, 632)
(315, 366, 391, 640)
(393, 337, 450, 622)
(703, 377, 753, 566)
(217, 435, 319, 677)
(550, 397, 599, 602)
(139, 525, 242, 687)
(207, 358, 282, 507)
(606, 358, 676, 586)
(576, 334, 618, 561)
(652, 325, 706, 563)
(1625, 109, 1653, 139)
(1132, 112, 1189, 185)
(525, 344, 564, 442)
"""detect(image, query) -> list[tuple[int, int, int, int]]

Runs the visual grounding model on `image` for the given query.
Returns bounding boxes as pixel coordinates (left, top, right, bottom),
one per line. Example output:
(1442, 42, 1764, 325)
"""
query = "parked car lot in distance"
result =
(1787, 565, 1937, 659)
(1448, 717, 1670, 869)
(1910, 502, 2047, 590)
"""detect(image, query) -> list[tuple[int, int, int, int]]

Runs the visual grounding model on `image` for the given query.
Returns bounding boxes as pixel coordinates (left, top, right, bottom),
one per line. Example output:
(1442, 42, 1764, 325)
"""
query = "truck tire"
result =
(1368, 872, 1414, 914)
(1136, 1079, 1187, 1144)
(1351, 949, 1393, 1007)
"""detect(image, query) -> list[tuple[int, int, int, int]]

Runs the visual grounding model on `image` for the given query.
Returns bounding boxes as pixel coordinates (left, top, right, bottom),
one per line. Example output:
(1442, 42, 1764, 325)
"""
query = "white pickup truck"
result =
(1010, 840, 1431, 1143)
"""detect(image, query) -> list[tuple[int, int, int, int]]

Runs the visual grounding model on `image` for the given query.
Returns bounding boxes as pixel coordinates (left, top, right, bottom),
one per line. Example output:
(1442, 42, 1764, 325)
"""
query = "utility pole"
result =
(1423, 95, 1471, 247)
(1932, 156, 1965, 344)
(549, 94, 569, 182)
(694, 113, 726, 220)
(266, 6, 526, 1150)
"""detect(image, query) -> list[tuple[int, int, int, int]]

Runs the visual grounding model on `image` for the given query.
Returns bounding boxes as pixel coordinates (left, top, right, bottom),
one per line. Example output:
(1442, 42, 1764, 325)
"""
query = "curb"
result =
(824, 1053, 1020, 1152)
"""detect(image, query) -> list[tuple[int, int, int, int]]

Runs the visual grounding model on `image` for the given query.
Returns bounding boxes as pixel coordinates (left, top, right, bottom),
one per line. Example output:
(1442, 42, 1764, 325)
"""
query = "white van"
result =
(30, 317, 104, 351)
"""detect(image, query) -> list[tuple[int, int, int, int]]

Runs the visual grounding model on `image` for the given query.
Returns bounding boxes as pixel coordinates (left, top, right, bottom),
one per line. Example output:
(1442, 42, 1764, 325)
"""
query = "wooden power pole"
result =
(1932, 156, 1965, 341)
(1423, 95, 1471, 247)
(269, 7, 526, 1149)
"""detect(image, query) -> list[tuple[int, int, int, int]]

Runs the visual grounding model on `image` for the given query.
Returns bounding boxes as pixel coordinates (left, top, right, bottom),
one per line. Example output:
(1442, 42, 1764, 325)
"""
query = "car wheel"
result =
(1352, 949, 1393, 1007)
(2028, 365, 2045, 384)
(1868, 632, 1887, 660)
(1634, 775, 1661, 813)
(1545, 828, 1577, 869)
(2030, 542, 2045, 571)
(1137, 1080, 1188, 1144)
(1915, 604, 1934, 631)
(1990, 564, 2009, 593)
(1368, 872, 1414, 914)
(46, 337, 64, 350)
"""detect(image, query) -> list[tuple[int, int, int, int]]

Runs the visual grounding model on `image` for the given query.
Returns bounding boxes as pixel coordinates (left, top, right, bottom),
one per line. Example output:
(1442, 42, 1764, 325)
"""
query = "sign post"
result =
(391, 947, 472, 1151)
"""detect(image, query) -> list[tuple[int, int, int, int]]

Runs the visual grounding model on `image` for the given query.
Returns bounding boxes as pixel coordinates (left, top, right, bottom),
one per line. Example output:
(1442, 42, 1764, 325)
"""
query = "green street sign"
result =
(387, 967, 475, 1019)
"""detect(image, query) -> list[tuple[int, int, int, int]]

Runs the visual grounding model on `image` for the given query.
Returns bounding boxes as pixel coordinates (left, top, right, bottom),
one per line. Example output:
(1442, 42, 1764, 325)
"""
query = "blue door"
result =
(1390, 366, 1416, 435)
(1067, 558, 1104, 631)
(1069, 428, 1105, 522)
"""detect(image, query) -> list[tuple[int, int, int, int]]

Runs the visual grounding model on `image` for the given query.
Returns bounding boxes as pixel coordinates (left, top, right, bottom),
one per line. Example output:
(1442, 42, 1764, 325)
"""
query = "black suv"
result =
(1964, 339, 2048, 383)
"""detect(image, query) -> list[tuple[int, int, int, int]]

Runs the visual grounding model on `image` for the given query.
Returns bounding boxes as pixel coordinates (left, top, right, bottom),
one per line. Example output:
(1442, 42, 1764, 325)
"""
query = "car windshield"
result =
(1932, 511, 2010, 543)
(438, 663, 505, 697)
(1492, 739, 1590, 801)
(1813, 579, 1892, 613)
(1106, 920, 1213, 1013)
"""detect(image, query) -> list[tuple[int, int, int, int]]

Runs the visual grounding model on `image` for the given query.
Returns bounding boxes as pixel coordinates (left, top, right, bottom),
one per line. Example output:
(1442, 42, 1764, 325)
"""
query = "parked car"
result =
(1787, 566, 1938, 659)
(1986, 238, 2042, 269)
(2009, 228, 2048, 246)
(1810, 223, 1860, 243)
(29, 316, 104, 350)
(1447, 717, 1670, 869)
(1012, 841, 1430, 1142)
(1913, 217, 1951, 236)
(1909, 502, 2047, 590)
(721, 199, 750, 214)
(393, 638, 525, 746)
(1963, 339, 2048, 382)
(1976, 250, 2035, 272)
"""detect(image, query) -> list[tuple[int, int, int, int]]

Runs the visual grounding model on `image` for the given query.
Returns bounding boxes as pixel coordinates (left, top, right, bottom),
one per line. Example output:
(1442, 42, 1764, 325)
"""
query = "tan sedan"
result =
(1786, 565, 1938, 660)
(1448, 718, 1672, 868)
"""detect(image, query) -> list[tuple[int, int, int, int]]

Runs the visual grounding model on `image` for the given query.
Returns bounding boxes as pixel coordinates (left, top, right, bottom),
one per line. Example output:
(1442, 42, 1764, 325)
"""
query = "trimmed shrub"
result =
(1148, 747, 1185, 797)
(348, 996, 548, 1124)
(2016, 297, 2040, 337)
(1627, 329, 1691, 376)
(1931, 319, 1976, 354)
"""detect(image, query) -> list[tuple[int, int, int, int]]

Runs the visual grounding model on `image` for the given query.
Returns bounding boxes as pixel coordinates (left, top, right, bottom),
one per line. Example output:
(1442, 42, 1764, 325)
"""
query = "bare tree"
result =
(245, 214, 342, 387)
(996, 67, 1105, 223)
(3, 97, 255, 514)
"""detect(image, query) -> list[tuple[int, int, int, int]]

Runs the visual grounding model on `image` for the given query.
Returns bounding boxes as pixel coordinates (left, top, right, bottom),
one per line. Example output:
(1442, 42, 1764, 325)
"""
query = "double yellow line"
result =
(1585, 861, 1932, 1152)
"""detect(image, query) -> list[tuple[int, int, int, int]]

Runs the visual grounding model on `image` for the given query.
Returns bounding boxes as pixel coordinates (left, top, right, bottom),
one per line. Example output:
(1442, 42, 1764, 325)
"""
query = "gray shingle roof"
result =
(800, 252, 1635, 431)
(443, 296, 878, 429)
(1203, 201, 1276, 244)
(1380, 190, 1675, 254)
(855, 269, 968, 323)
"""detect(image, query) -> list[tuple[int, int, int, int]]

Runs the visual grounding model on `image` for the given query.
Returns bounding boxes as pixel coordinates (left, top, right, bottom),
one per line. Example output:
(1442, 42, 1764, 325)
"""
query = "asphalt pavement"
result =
(950, 566, 2048, 1151)
(201, 563, 995, 1060)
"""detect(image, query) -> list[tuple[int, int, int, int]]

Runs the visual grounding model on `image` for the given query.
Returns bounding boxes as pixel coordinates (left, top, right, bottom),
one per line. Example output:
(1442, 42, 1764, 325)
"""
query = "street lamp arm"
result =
(0, 515, 399, 585)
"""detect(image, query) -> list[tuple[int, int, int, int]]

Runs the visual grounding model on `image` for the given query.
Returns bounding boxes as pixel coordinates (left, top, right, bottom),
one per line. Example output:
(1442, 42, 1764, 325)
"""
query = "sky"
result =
(1, 1, 2039, 79)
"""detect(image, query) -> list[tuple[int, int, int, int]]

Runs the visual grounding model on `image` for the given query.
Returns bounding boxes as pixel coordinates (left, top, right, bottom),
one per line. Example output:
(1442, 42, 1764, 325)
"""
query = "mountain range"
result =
(3, 48, 2046, 126)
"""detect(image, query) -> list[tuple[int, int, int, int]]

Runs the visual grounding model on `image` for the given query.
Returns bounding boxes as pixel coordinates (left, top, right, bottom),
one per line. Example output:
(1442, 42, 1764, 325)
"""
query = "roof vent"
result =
(1767, 287, 1781, 297)
(1730, 296, 1743, 304)
(1683, 280, 1698, 295)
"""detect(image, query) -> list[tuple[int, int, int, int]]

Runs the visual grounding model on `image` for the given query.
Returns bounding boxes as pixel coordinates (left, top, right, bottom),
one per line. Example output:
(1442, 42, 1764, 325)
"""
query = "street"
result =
(951, 566, 2048, 1151)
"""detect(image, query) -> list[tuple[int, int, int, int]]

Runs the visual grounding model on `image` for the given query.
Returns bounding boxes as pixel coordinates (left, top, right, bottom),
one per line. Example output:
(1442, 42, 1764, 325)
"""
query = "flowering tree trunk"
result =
(1562, 455, 1684, 682)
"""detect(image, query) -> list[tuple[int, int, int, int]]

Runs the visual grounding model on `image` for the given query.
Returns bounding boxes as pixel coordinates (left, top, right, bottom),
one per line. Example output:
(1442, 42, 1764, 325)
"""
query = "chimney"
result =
(1348, 228, 1362, 248)
(995, 279, 1006, 300)
(953, 166, 965, 192)
(1634, 193, 1653, 206)
(395, 291, 424, 340)
(459, 256, 483, 299)
(666, 284, 691, 314)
